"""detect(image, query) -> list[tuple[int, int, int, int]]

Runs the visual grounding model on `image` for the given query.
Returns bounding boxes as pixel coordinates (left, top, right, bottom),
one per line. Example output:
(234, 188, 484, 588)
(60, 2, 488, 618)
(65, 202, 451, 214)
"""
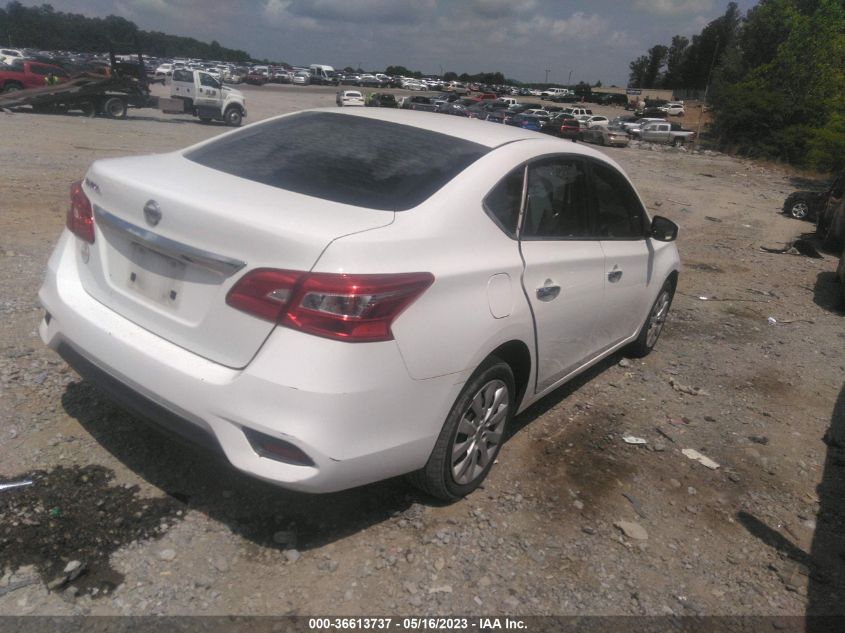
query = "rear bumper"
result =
(39, 231, 463, 493)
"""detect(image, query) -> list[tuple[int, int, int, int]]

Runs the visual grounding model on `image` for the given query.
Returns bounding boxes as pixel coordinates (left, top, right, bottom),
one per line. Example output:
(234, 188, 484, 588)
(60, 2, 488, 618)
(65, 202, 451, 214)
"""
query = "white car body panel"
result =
(337, 90, 364, 106)
(39, 108, 680, 493)
(78, 151, 394, 368)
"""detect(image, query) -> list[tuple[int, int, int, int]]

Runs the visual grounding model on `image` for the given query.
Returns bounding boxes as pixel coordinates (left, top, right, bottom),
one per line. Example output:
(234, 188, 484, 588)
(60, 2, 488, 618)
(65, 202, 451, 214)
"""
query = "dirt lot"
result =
(1, 84, 844, 619)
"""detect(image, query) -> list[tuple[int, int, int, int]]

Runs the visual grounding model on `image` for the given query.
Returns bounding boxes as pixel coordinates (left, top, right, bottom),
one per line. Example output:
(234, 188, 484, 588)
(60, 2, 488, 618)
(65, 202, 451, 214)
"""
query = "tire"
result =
(783, 193, 812, 220)
(822, 223, 841, 250)
(672, 137, 684, 147)
(78, 101, 95, 118)
(410, 357, 515, 500)
(626, 279, 675, 358)
(224, 107, 243, 127)
(102, 97, 127, 119)
(3, 82, 23, 93)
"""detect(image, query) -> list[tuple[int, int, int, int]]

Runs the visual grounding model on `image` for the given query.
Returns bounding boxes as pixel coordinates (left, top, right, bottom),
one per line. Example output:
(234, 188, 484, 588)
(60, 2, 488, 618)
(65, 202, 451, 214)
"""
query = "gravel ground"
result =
(0, 84, 844, 618)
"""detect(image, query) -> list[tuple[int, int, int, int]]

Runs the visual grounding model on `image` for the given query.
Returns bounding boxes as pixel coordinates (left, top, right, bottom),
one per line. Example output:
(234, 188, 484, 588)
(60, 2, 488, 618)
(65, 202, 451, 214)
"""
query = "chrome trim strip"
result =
(94, 205, 246, 276)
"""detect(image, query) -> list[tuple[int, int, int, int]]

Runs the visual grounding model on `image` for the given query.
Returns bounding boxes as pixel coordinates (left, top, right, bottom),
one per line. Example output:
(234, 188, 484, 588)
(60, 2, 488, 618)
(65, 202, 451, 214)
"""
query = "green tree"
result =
(662, 35, 689, 88)
(628, 55, 649, 87)
(712, 0, 845, 169)
(643, 44, 668, 87)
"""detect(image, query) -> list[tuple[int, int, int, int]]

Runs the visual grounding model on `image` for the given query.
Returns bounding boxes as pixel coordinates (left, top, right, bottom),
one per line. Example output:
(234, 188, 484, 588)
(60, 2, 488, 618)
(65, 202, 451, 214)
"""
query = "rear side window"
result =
(185, 112, 489, 211)
(484, 168, 524, 238)
(522, 158, 590, 239)
(591, 161, 646, 239)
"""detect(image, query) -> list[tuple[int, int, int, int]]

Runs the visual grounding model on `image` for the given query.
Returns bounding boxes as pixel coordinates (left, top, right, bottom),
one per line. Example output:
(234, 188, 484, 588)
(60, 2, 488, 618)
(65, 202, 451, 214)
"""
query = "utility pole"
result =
(695, 36, 720, 150)
(567, 69, 573, 88)
(544, 67, 550, 84)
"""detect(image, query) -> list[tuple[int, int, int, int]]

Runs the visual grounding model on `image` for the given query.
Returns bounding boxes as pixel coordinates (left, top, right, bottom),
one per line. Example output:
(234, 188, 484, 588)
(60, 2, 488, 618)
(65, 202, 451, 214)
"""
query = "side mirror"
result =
(650, 215, 678, 242)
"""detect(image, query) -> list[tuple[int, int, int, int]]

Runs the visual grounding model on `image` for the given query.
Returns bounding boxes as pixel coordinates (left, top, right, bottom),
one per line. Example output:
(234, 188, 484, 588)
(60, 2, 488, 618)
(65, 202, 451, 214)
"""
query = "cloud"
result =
(467, 0, 537, 19)
(632, 0, 713, 15)
(520, 12, 608, 41)
(283, 0, 436, 24)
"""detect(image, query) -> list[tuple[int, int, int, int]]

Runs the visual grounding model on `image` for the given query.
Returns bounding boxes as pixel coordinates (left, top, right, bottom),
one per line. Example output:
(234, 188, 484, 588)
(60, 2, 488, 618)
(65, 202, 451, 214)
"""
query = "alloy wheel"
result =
(451, 379, 508, 485)
(646, 291, 670, 348)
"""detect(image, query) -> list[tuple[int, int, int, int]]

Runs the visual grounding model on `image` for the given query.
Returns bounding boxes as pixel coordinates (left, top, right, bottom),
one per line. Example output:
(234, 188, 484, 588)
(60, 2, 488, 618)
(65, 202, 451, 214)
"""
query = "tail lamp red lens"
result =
(226, 269, 434, 343)
(67, 180, 95, 243)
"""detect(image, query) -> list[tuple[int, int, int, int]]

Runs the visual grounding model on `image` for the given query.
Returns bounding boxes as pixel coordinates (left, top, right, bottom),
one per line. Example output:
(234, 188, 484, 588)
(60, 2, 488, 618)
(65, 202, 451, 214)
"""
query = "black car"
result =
(366, 93, 398, 108)
(401, 95, 437, 112)
(783, 171, 845, 222)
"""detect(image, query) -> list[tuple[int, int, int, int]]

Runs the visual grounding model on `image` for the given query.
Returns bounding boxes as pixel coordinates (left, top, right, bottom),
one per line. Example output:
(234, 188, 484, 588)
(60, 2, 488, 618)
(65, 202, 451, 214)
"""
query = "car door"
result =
(195, 71, 221, 109)
(589, 159, 652, 346)
(519, 156, 605, 393)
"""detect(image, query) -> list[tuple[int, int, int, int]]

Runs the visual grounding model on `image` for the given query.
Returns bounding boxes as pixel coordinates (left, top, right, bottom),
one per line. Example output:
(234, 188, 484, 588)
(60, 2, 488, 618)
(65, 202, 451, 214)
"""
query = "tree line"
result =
(628, 0, 845, 171)
(0, 2, 252, 62)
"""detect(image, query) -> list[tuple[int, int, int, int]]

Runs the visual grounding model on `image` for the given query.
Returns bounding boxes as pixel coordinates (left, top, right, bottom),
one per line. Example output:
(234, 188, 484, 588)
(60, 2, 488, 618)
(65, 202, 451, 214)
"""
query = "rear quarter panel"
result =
(311, 139, 555, 382)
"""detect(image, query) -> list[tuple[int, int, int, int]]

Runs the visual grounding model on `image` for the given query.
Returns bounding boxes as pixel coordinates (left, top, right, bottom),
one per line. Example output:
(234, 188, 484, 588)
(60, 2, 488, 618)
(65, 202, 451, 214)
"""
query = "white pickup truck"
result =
(165, 68, 247, 126)
(637, 121, 695, 146)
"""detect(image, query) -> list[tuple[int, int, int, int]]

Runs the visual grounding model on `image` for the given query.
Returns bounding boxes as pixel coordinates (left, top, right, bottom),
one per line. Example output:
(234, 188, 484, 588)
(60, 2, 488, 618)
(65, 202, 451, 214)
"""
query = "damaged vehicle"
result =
(782, 171, 844, 222)
(39, 109, 680, 500)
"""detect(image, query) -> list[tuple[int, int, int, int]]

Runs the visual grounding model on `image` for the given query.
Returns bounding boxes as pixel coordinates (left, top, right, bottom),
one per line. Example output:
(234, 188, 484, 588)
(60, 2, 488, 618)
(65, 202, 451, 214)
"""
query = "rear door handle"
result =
(608, 270, 623, 283)
(536, 282, 561, 301)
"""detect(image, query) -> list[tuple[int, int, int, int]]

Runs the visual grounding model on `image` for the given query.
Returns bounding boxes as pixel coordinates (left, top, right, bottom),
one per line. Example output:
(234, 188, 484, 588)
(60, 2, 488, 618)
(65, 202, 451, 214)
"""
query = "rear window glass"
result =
(185, 112, 489, 211)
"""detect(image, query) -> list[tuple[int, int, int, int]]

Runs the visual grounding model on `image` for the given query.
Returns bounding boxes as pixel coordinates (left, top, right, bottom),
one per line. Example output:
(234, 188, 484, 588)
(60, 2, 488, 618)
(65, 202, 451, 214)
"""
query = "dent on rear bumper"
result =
(38, 231, 462, 493)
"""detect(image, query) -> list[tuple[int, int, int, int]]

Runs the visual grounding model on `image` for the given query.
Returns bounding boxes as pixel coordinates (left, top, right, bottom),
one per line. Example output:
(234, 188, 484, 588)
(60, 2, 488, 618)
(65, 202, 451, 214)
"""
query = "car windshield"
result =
(185, 112, 490, 211)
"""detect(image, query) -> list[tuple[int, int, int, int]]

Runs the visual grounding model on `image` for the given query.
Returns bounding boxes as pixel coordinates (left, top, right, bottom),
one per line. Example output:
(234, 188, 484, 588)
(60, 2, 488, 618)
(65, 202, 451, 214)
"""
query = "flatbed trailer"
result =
(0, 72, 155, 118)
(0, 45, 246, 127)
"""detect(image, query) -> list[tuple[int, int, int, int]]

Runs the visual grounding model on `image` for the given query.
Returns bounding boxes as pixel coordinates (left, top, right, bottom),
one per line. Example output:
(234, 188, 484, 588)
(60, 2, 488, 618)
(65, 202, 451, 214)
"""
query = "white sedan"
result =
(336, 90, 364, 107)
(40, 109, 680, 500)
(582, 115, 609, 129)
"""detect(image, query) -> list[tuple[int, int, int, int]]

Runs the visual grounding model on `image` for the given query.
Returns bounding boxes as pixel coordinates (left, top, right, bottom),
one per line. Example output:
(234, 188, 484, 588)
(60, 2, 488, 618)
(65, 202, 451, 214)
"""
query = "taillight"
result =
(67, 180, 94, 243)
(226, 269, 434, 343)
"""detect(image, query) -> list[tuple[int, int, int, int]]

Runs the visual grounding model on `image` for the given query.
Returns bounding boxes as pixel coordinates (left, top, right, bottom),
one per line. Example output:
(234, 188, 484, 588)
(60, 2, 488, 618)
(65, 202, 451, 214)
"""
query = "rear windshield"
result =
(185, 112, 489, 211)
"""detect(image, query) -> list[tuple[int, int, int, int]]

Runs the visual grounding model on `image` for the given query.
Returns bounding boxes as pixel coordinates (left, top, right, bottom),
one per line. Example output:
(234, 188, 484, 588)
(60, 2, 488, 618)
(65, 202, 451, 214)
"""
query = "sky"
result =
(19, 0, 760, 85)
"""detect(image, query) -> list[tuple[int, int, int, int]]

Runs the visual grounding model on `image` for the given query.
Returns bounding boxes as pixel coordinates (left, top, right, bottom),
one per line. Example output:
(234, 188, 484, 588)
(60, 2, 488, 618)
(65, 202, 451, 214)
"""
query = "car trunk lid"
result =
(77, 152, 394, 368)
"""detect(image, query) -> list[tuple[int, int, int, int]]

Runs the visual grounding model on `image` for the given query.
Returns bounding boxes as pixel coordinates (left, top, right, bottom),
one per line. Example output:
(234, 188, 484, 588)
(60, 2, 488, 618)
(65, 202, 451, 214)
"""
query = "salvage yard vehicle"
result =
(782, 171, 844, 222)
(659, 102, 685, 116)
(0, 59, 245, 125)
(0, 59, 69, 92)
(637, 121, 695, 146)
(817, 197, 845, 251)
(309, 64, 339, 86)
(39, 108, 680, 500)
(335, 90, 364, 107)
(581, 123, 630, 147)
(167, 68, 246, 126)
(365, 92, 397, 108)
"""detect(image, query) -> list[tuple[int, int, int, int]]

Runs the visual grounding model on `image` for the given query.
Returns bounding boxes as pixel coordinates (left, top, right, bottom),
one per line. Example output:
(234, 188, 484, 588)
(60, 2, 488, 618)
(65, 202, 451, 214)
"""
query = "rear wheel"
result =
(626, 279, 675, 358)
(102, 97, 127, 119)
(3, 82, 23, 93)
(672, 137, 684, 147)
(783, 193, 812, 220)
(410, 357, 514, 500)
(78, 101, 95, 118)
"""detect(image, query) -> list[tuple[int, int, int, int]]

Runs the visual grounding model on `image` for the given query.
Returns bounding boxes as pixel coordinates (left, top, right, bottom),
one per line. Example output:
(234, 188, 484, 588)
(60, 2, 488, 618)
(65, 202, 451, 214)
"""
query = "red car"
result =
(244, 72, 268, 86)
(0, 60, 69, 92)
(556, 116, 582, 140)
